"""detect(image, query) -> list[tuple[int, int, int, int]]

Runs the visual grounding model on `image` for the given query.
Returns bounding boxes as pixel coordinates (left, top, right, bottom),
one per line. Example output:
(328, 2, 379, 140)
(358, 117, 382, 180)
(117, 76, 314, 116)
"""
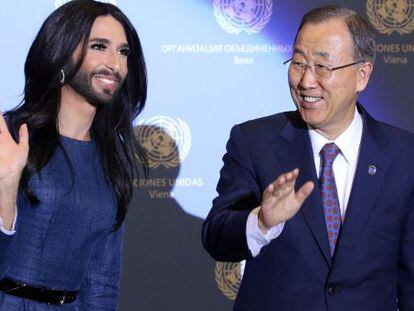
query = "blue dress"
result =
(0, 136, 123, 310)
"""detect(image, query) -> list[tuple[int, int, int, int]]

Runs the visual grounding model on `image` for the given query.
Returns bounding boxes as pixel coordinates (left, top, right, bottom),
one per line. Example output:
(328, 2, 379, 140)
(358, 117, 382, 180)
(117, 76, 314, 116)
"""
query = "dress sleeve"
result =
(78, 223, 125, 310)
(0, 206, 18, 279)
(0, 232, 16, 277)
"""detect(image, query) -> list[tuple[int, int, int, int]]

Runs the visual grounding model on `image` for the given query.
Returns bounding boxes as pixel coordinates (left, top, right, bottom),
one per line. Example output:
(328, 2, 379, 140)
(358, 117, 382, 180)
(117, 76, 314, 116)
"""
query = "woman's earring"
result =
(60, 69, 65, 84)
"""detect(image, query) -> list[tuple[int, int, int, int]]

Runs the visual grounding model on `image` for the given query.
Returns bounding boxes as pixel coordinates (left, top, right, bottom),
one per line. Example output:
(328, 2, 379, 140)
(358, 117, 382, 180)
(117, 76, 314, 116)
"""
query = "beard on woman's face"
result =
(69, 67, 124, 108)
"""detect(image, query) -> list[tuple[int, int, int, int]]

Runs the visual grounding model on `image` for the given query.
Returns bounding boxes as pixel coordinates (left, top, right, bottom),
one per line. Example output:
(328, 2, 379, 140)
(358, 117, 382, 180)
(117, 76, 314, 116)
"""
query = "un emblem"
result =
(215, 261, 245, 300)
(367, 0, 414, 34)
(135, 116, 191, 169)
(213, 0, 273, 35)
(55, 0, 117, 9)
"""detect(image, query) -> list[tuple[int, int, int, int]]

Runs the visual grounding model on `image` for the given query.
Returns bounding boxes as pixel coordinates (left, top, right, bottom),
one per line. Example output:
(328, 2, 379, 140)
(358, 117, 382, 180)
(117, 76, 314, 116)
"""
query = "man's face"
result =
(288, 19, 372, 138)
(69, 15, 129, 107)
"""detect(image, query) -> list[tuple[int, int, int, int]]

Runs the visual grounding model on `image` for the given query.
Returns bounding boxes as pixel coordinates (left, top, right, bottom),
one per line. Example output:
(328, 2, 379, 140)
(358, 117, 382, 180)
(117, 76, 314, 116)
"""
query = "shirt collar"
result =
(308, 109, 363, 165)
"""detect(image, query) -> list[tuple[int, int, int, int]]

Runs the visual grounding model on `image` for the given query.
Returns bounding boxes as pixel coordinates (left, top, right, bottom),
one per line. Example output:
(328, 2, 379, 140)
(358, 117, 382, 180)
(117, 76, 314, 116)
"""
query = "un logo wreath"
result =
(367, 0, 414, 35)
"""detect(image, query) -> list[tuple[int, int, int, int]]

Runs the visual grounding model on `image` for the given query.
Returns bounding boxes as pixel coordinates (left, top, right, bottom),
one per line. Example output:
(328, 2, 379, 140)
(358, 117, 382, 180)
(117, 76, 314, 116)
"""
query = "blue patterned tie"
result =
(319, 143, 341, 256)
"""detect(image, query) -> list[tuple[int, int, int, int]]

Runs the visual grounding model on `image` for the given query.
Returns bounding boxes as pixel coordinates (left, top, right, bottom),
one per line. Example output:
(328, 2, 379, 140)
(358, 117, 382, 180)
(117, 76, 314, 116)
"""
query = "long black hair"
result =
(6, 0, 147, 229)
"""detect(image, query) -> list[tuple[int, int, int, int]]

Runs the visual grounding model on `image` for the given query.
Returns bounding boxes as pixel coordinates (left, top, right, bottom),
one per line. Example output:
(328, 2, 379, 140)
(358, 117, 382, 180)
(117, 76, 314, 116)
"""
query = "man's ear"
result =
(356, 62, 373, 93)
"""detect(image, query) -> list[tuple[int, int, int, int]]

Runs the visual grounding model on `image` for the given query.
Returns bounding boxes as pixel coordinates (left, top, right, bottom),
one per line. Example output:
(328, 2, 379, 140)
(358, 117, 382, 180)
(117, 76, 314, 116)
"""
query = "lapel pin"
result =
(368, 165, 376, 175)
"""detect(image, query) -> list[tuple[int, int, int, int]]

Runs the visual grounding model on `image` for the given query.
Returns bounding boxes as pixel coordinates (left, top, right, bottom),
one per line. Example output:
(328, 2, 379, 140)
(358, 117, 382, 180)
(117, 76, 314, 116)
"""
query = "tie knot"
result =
(320, 143, 341, 167)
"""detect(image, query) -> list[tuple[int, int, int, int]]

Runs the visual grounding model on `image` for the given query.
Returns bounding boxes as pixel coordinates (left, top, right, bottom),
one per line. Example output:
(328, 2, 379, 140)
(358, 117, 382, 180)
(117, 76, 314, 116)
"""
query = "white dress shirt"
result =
(247, 109, 363, 256)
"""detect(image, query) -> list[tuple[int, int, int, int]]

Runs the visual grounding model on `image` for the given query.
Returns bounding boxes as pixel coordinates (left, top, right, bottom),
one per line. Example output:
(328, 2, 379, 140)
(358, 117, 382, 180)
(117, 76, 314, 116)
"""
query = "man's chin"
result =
(93, 88, 120, 105)
(85, 94, 114, 108)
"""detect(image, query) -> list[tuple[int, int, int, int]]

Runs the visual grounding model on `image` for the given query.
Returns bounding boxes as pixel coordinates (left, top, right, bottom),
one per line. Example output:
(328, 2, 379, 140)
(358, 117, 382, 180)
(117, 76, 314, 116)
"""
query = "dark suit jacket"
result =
(202, 105, 414, 311)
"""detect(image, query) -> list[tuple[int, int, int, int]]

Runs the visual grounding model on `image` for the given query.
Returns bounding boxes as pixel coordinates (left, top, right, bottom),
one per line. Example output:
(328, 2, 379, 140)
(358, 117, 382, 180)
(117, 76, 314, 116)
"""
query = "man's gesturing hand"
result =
(258, 168, 314, 234)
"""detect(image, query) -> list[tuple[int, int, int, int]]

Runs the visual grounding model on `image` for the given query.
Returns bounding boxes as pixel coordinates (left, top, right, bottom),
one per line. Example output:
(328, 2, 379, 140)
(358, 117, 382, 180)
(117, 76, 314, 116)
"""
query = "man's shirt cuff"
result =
(246, 207, 284, 257)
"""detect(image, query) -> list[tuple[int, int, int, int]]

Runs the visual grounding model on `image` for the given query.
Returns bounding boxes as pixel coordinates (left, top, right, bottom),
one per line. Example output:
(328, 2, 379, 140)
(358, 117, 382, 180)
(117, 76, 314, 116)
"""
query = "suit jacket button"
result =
(327, 286, 336, 295)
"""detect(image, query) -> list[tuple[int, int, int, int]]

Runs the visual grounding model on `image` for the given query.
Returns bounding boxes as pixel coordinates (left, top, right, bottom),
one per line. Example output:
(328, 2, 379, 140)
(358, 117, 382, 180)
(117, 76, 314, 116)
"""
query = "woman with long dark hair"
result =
(0, 0, 147, 309)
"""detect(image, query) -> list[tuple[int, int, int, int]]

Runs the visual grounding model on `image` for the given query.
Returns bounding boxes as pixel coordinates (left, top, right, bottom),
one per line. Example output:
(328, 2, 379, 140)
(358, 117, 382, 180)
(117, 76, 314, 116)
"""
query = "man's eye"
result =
(90, 43, 106, 50)
(315, 64, 330, 71)
(292, 61, 306, 68)
(119, 48, 130, 57)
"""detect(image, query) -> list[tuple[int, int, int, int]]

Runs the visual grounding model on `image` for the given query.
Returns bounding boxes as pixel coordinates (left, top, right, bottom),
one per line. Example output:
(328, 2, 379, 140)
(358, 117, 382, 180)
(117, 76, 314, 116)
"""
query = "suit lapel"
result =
(275, 112, 332, 267)
(334, 106, 389, 262)
(273, 106, 390, 268)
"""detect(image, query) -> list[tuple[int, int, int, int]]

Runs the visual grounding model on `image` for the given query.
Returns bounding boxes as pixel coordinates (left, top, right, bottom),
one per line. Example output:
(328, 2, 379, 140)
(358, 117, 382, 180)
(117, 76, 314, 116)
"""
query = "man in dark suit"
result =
(202, 5, 414, 311)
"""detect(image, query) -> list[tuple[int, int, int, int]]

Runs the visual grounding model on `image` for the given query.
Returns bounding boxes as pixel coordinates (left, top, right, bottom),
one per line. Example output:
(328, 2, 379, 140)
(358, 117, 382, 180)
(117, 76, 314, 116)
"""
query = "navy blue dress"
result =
(0, 136, 123, 310)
